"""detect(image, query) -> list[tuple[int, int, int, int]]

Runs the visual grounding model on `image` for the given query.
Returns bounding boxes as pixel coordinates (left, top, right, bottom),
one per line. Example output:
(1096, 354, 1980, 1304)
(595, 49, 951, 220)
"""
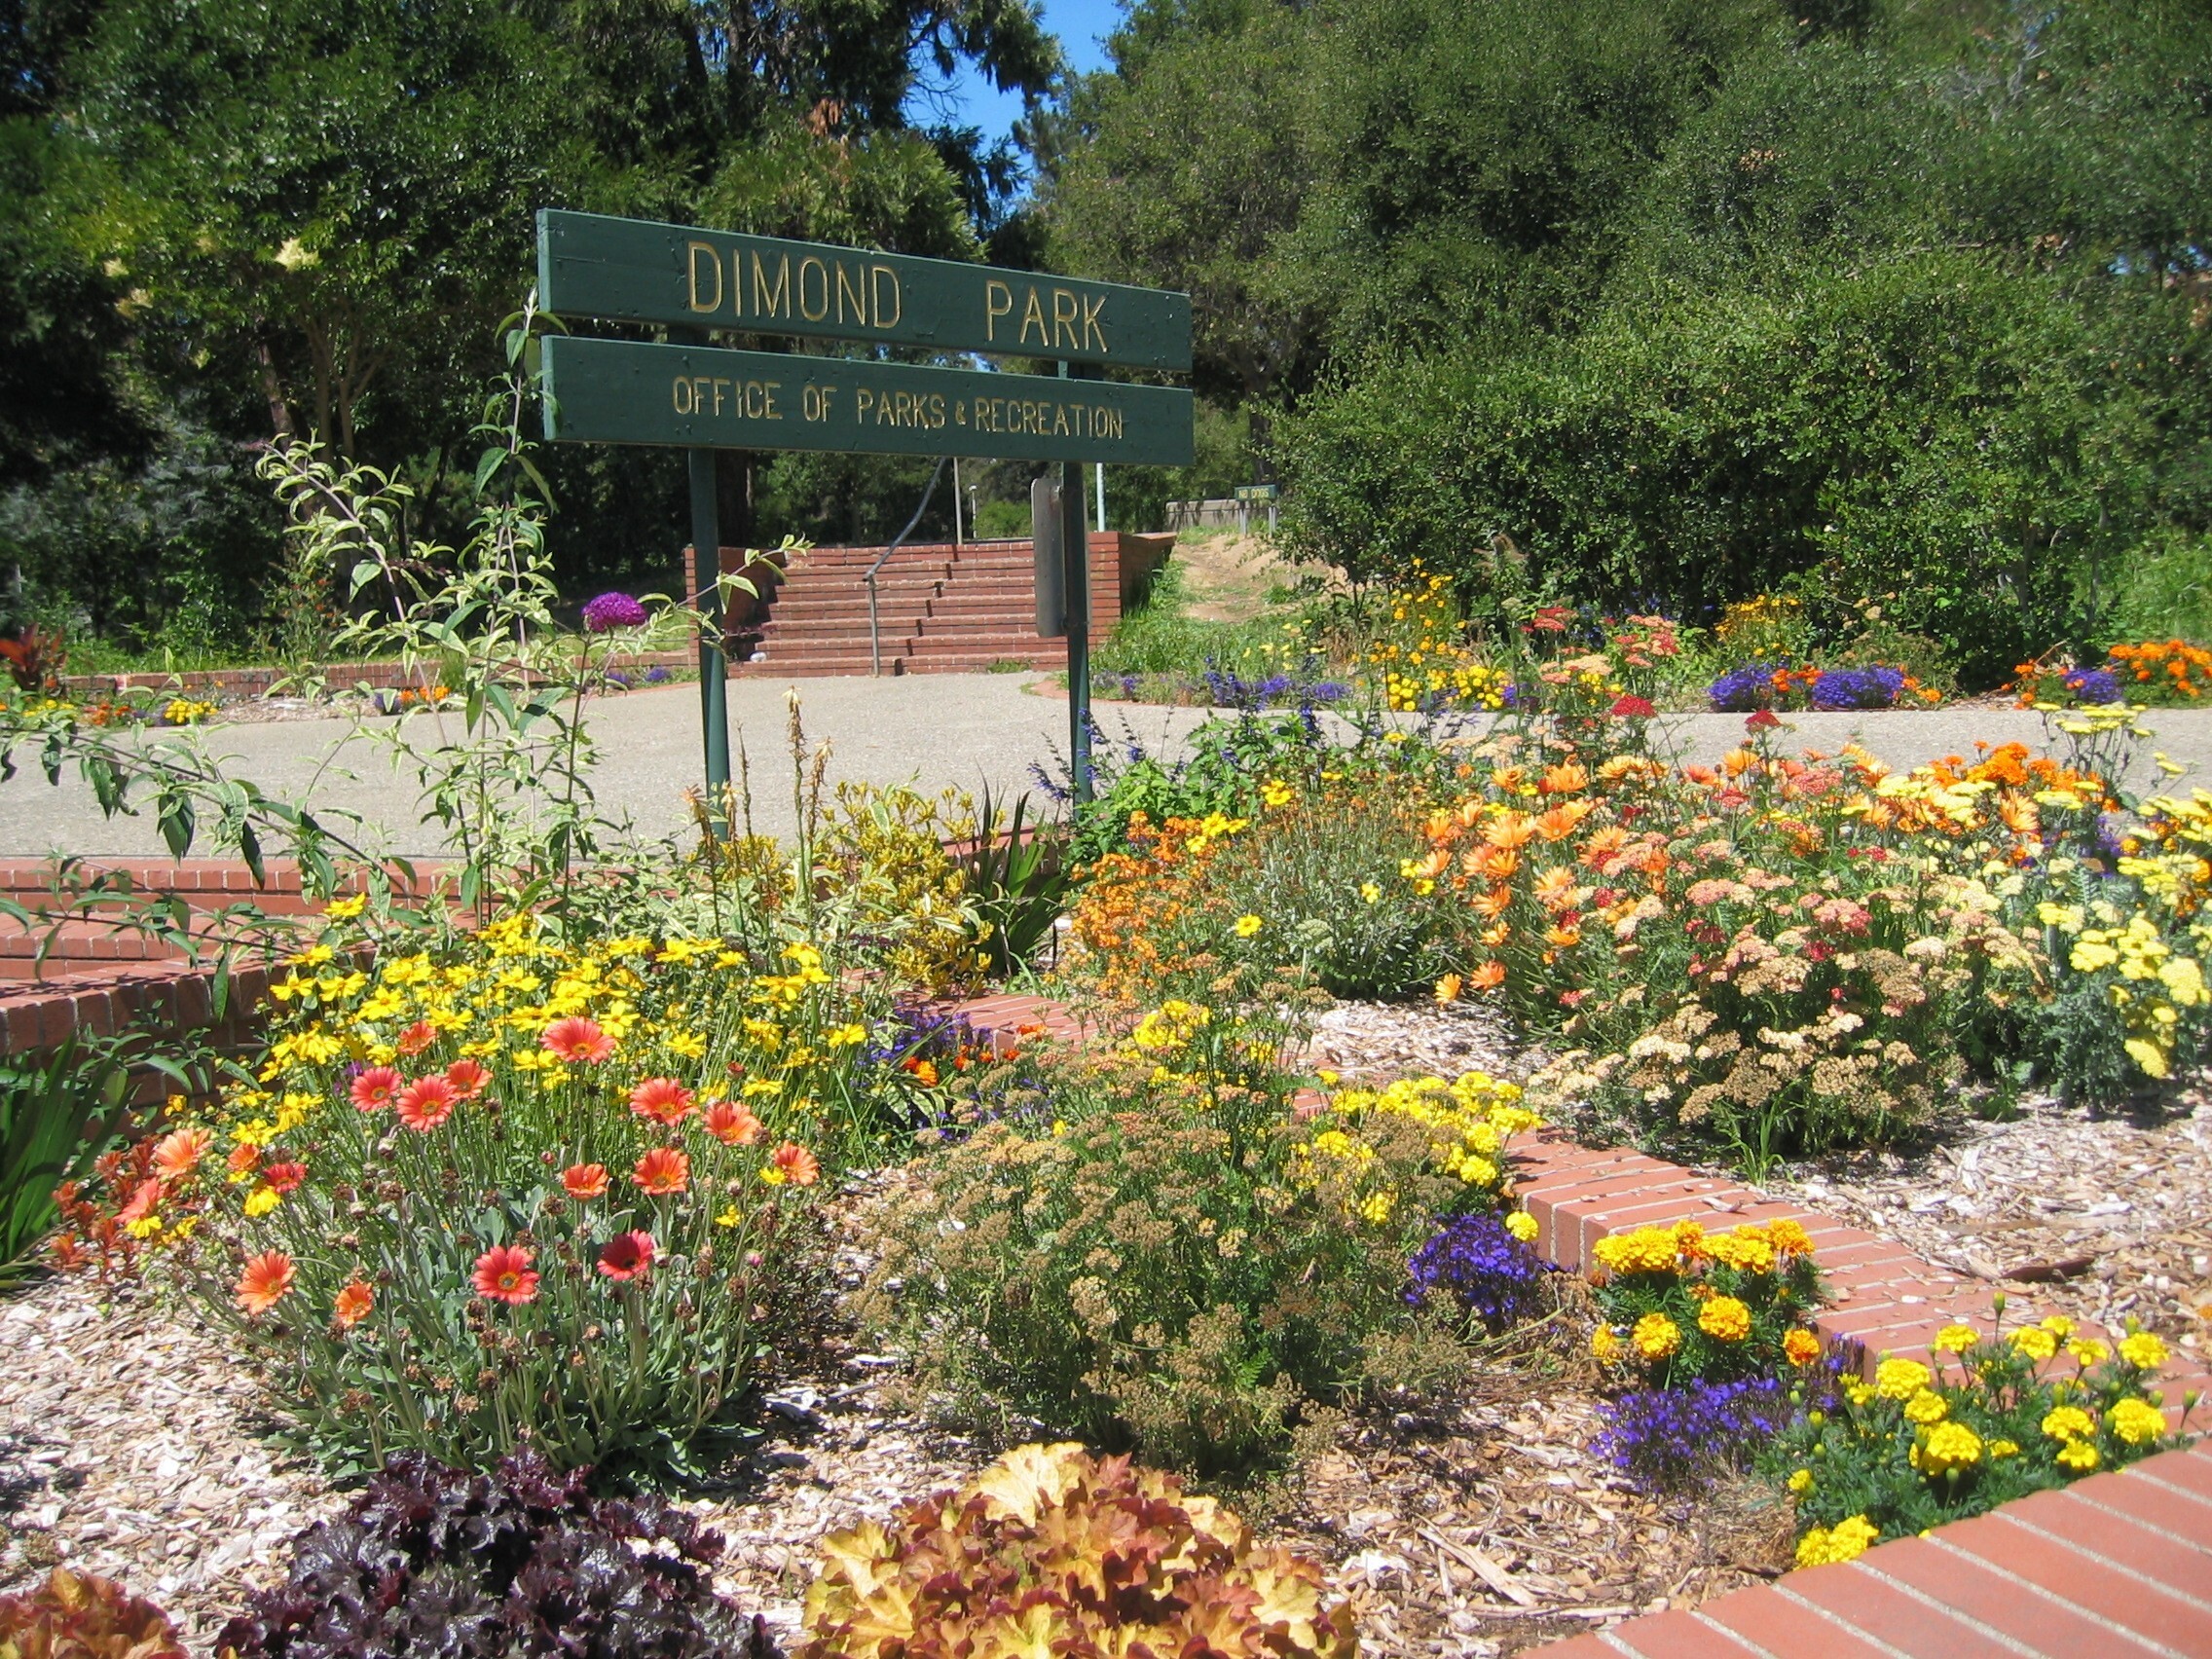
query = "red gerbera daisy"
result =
(561, 1162, 609, 1200)
(472, 1243, 539, 1305)
(260, 1161, 308, 1194)
(769, 1142, 820, 1188)
(350, 1066, 403, 1112)
(115, 1177, 163, 1226)
(597, 1230, 656, 1280)
(702, 1100, 761, 1146)
(395, 1019, 437, 1058)
(632, 1146, 690, 1196)
(235, 1250, 297, 1315)
(444, 1058, 490, 1099)
(395, 1075, 459, 1132)
(541, 1017, 615, 1064)
(628, 1076, 696, 1126)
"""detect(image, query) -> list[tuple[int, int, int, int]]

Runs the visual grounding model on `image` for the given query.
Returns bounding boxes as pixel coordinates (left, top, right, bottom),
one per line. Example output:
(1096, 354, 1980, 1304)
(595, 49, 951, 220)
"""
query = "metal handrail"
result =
(866, 456, 950, 677)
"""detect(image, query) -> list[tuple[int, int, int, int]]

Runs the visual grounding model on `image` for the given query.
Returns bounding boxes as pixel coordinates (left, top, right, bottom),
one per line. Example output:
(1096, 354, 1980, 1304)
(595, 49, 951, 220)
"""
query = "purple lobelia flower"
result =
(1596, 1376, 1793, 1490)
(1407, 1214, 1550, 1331)
(1707, 663, 1784, 713)
(581, 591, 648, 633)
(1809, 665, 1903, 711)
(2064, 667, 2121, 705)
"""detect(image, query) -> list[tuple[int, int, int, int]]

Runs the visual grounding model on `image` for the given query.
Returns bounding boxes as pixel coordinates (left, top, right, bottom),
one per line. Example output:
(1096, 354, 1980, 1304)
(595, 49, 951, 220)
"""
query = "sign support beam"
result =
(672, 326, 732, 824)
(1061, 361, 1094, 804)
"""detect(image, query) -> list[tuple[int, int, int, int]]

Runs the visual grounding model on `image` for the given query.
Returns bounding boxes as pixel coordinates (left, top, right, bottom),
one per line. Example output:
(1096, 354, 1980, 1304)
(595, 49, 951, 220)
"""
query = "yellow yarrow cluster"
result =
(1322, 1072, 1538, 1195)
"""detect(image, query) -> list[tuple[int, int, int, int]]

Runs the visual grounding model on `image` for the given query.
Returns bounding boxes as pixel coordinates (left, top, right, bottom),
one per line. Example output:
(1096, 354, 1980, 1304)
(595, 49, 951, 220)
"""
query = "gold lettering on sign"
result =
(672, 377, 692, 415)
(798, 257, 830, 322)
(1019, 287, 1049, 347)
(1051, 289, 1079, 350)
(871, 265, 903, 328)
(836, 263, 866, 327)
(751, 252, 790, 318)
(686, 241, 724, 314)
(855, 387, 875, 422)
(984, 278, 1013, 342)
(1083, 295, 1108, 353)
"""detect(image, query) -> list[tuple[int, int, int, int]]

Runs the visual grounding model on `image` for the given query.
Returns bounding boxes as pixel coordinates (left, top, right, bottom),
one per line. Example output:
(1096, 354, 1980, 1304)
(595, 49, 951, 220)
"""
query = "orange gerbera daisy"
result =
(472, 1243, 538, 1305)
(395, 1020, 437, 1058)
(1535, 800, 1592, 842)
(561, 1162, 610, 1199)
(768, 1142, 820, 1187)
(1484, 813, 1537, 851)
(395, 1075, 459, 1132)
(235, 1250, 296, 1316)
(703, 1100, 762, 1146)
(628, 1077, 696, 1126)
(1540, 762, 1589, 795)
(444, 1058, 490, 1099)
(541, 1016, 615, 1064)
(633, 1146, 690, 1196)
(149, 1127, 210, 1182)
(1468, 961, 1506, 990)
(333, 1279, 375, 1329)
(1471, 847, 1521, 883)
(350, 1065, 403, 1112)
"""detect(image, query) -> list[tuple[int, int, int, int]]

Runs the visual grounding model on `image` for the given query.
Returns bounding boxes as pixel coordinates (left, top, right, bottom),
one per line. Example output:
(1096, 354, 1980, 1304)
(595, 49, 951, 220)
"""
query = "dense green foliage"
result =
(1048, 0, 2212, 683)
(0, 0, 1055, 651)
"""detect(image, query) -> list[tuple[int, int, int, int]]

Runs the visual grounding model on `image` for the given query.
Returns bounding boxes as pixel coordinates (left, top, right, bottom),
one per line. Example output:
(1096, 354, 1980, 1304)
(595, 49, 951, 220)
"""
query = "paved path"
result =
(1, 678, 2206, 860)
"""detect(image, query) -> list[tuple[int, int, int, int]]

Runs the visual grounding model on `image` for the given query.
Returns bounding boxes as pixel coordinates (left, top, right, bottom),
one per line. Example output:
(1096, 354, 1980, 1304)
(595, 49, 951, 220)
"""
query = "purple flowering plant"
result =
(1406, 1213, 1550, 1331)
(581, 591, 648, 633)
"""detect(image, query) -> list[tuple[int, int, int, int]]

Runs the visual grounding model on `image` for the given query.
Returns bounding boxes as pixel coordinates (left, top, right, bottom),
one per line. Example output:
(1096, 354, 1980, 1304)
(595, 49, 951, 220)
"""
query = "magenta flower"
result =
(581, 592, 647, 633)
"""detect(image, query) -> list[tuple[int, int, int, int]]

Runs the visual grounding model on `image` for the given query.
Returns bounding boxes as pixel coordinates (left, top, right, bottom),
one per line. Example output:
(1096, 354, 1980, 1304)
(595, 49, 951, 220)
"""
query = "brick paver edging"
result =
(937, 992, 2212, 1657)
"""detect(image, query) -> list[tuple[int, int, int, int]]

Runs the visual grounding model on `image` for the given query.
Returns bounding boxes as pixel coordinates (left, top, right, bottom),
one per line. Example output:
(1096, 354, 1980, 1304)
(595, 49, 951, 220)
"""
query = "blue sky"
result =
(910, 0, 1123, 147)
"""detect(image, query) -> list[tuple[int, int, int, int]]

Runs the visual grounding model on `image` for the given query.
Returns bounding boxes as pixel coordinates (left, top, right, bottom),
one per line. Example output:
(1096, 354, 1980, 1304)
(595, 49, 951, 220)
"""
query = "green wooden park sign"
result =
(532, 206, 1193, 808)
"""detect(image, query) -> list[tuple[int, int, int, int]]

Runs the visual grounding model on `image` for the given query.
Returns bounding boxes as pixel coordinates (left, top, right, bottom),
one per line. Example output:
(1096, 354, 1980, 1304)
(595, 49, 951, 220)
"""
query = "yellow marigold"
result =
(2041, 1405, 2095, 1442)
(1699, 1296, 1752, 1343)
(1876, 1357, 1933, 1400)
(1766, 1218, 1815, 1256)
(1784, 1328, 1823, 1367)
(1705, 1229, 1777, 1274)
(1592, 1325, 1622, 1364)
(2109, 1397, 2167, 1446)
(2056, 1440, 2100, 1473)
(1902, 1389, 1949, 1425)
(1987, 1439, 2020, 1458)
(2040, 1314, 2075, 1339)
(1916, 1421, 1983, 1479)
(1632, 1312, 1682, 1360)
(1932, 1324, 1980, 1354)
(1592, 1226, 1681, 1277)
(1787, 1468, 1813, 1493)
(2009, 1327, 2058, 1362)
(1505, 1211, 1538, 1243)
(2120, 1331, 2169, 1370)
(2068, 1338, 2112, 1366)
(1795, 1515, 1878, 1567)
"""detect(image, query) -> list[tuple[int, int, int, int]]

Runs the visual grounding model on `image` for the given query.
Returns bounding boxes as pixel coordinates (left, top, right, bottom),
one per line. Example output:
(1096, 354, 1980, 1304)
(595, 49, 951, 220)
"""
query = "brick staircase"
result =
(702, 534, 1169, 678)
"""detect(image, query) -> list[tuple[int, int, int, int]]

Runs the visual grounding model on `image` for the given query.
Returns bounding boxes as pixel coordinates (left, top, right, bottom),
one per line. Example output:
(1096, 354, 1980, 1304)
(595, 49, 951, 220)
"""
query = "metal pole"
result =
(952, 457, 964, 546)
(1060, 363, 1093, 804)
(1094, 462, 1106, 533)
(687, 447, 731, 810)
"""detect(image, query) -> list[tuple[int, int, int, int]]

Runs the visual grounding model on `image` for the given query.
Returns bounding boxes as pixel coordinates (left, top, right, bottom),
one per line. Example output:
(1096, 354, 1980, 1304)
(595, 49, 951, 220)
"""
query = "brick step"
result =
(755, 613, 937, 640)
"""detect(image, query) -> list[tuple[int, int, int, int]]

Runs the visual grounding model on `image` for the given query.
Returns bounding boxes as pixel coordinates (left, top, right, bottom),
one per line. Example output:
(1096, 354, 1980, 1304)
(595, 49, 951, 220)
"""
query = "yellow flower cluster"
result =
(1364, 569, 1515, 712)
(1794, 1514, 1878, 1567)
(1321, 1072, 1539, 1193)
(1590, 1217, 1814, 1279)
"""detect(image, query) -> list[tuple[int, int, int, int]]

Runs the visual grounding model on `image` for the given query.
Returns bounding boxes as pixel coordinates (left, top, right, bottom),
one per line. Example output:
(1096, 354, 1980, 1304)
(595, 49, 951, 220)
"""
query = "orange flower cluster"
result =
(2110, 639, 2212, 701)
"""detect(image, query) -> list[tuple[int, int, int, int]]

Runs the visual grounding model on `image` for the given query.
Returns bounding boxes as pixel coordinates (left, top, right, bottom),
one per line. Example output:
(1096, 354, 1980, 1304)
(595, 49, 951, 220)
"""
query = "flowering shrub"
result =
(54, 910, 891, 1478)
(0, 1568, 184, 1659)
(215, 1449, 772, 1659)
(2108, 638, 2212, 703)
(856, 1051, 1537, 1473)
(1587, 1219, 1825, 1388)
(1767, 1314, 2192, 1563)
(797, 1443, 1356, 1659)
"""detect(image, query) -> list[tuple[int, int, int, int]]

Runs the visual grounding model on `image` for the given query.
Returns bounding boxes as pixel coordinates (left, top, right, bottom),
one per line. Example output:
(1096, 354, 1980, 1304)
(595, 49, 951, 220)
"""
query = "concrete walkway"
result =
(1, 677, 2206, 861)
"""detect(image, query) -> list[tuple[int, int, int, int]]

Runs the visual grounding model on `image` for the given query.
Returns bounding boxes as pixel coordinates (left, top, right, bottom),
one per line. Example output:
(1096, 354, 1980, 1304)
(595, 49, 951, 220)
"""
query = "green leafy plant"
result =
(0, 1568, 184, 1659)
(952, 783, 1066, 977)
(797, 1442, 1356, 1659)
(1, 1038, 134, 1290)
(1770, 1312, 2194, 1566)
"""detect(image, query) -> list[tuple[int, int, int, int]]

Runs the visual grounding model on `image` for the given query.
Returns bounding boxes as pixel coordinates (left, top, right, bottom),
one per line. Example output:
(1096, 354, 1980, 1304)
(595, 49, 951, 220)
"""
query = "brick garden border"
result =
(940, 992, 2212, 1657)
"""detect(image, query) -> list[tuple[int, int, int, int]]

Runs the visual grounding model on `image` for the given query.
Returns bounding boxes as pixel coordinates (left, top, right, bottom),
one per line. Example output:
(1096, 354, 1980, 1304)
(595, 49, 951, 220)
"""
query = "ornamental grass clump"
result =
(215, 1449, 773, 1659)
(53, 908, 897, 1480)
(856, 1035, 1538, 1474)
(796, 1442, 1356, 1659)
(1766, 1312, 2193, 1565)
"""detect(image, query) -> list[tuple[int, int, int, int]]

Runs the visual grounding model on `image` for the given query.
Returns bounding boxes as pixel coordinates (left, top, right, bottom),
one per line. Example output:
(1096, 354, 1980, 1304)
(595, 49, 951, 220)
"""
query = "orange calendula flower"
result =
(150, 1127, 210, 1182)
(1535, 800, 1592, 842)
(395, 1075, 459, 1133)
(561, 1162, 610, 1199)
(235, 1250, 297, 1315)
(1484, 813, 1537, 851)
(633, 1146, 690, 1196)
(444, 1058, 490, 1099)
(333, 1279, 374, 1328)
(472, 1243, 538, 1305)
(395, 1020, 437, 1058)
(542, 1016, 615, 1064)
(703, 1100, 762, 1146)
(768, 1142, 821, 1187)
(628, 1077, 697, 1126)
(350, 1065, 402, 1112)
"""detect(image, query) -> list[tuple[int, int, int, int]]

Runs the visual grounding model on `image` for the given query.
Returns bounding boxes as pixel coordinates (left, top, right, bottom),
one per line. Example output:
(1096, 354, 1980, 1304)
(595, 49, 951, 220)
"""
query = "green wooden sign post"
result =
(535, 208, 1194, 810)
